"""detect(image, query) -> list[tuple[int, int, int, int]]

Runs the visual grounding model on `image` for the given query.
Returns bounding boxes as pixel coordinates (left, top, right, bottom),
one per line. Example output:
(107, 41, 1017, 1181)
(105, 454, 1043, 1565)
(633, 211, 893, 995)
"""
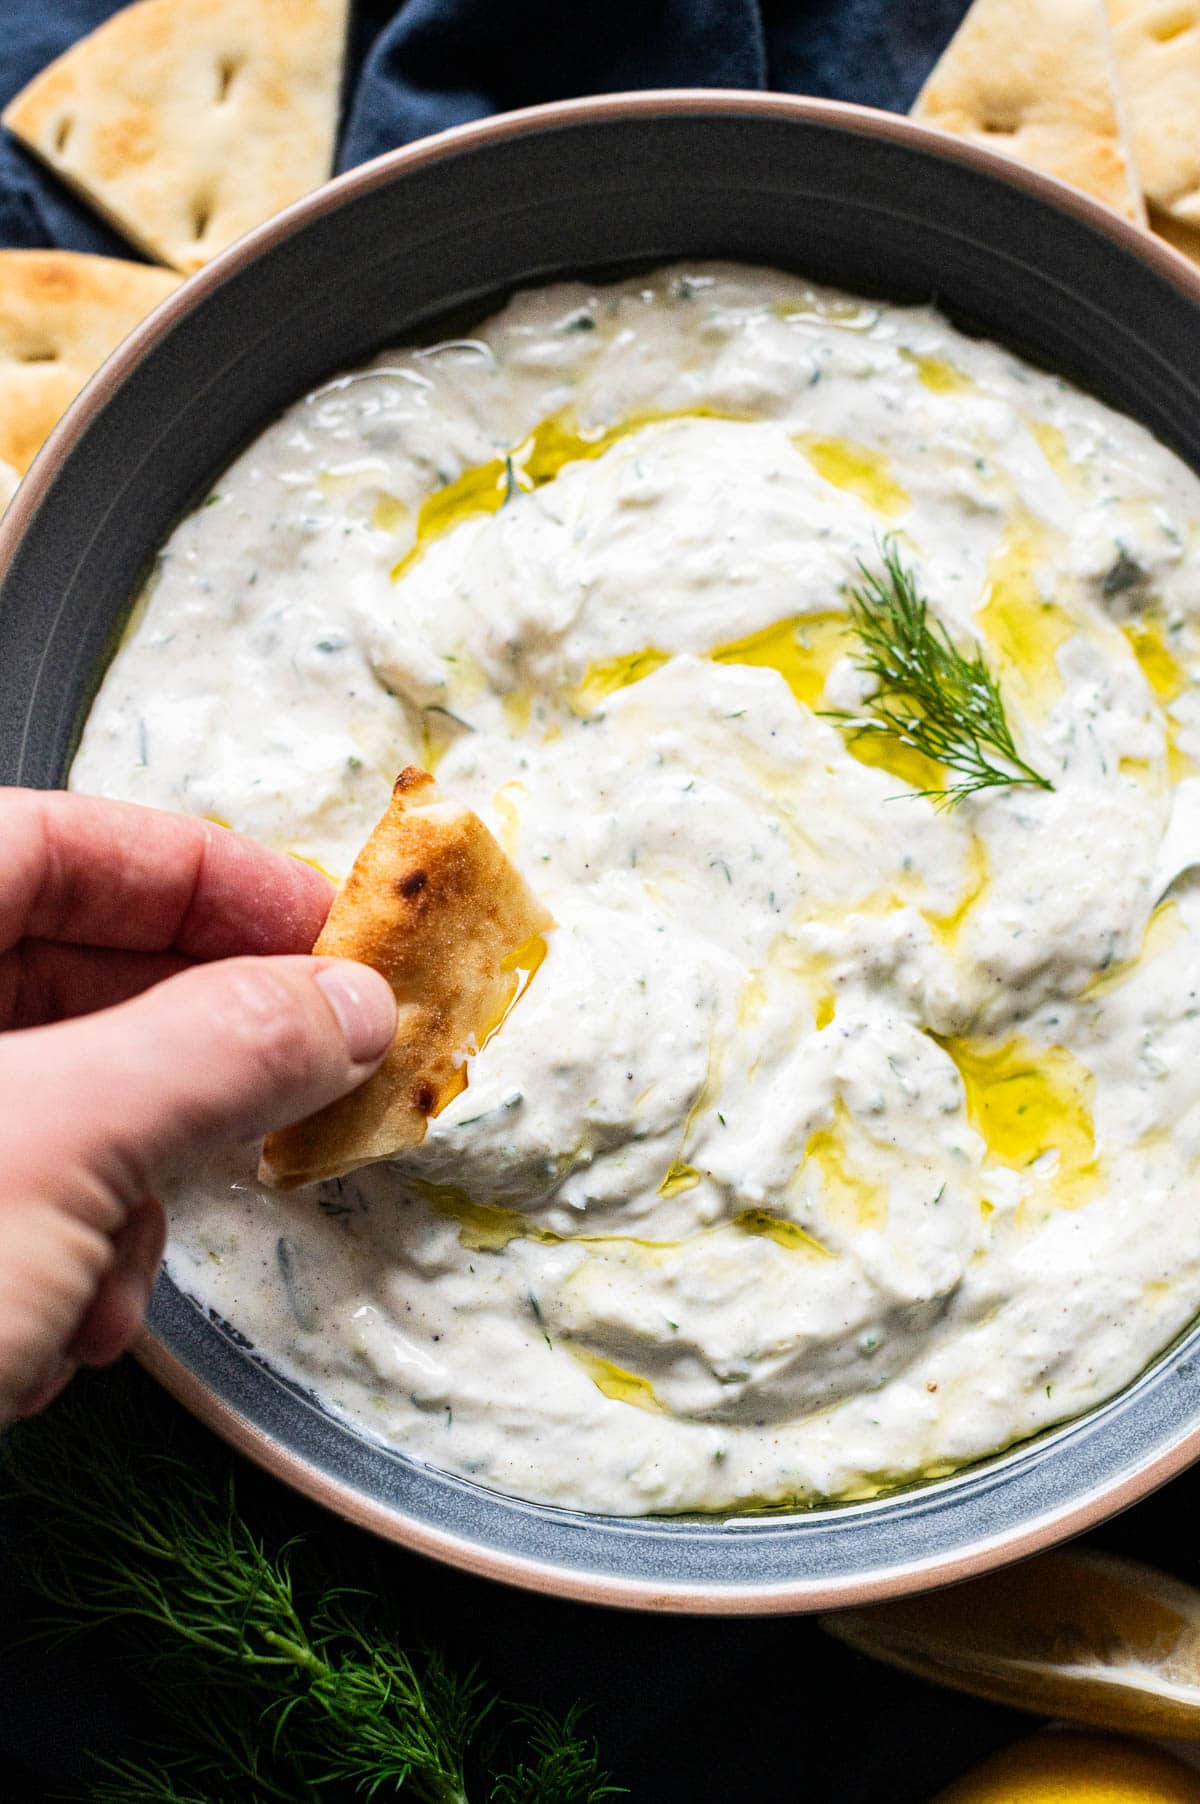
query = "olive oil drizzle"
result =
(574, 612, 947, 792)
(803, 1099, 887, 1230)
(794, 435, 910, 517)
(734, 1209, 832, 1256)
(389, 408, 744, 582)
(571, 1350, 666, 1413)
(389, 410, 910, 592)
(936, 1035, 1100, 1212)
(900, 348, 973, 395)
(1122, 617, 1189, 704)
(1082, 900, 1183, 1002)
(419, 1184, 834, 1263)
(977, 518, 1073, 722)
(427, 931, 550, 1122)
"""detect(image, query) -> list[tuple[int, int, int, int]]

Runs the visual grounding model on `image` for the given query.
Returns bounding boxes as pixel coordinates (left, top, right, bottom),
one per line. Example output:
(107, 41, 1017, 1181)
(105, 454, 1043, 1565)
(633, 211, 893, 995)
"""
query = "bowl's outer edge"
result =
(5, 91, 1200, 1612)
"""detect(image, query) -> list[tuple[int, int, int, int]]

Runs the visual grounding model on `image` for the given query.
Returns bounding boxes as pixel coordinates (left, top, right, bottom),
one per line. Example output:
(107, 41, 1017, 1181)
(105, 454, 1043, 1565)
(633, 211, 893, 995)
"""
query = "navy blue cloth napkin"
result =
(1, 0, 970, 257)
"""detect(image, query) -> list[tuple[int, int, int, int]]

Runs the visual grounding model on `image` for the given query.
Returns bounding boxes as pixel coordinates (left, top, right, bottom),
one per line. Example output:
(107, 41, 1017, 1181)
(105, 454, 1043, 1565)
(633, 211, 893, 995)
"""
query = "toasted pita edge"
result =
(259, 767, 555, 1191)
(1149, 204, 1200, 267)
(912, 0, 1146, 223)
(2, 0, 348, 273)
(0, 249, 179, 480)
(1111, 0, 1200, 225)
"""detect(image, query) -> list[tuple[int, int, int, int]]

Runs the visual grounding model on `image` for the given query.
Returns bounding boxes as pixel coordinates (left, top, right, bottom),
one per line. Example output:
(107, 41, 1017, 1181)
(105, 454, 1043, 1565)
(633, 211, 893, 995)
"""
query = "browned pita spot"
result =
(259, 767, 555, 1190)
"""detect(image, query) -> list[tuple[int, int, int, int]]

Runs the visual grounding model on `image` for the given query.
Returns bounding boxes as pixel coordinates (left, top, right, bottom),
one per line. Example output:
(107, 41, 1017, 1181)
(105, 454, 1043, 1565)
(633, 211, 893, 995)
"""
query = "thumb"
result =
(0, 954, 397, 1214)
(0, 954, 394, 1422)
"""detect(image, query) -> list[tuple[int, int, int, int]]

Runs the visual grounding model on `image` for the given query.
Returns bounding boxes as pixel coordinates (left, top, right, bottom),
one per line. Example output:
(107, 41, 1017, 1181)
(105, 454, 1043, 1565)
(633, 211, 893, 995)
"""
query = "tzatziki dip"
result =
(72, 264, 1200, 1516)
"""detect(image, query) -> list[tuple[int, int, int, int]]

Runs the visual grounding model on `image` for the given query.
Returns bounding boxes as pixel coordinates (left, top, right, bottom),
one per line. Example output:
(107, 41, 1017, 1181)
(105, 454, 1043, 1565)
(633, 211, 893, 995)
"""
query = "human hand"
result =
(0, 789, 397, 1426)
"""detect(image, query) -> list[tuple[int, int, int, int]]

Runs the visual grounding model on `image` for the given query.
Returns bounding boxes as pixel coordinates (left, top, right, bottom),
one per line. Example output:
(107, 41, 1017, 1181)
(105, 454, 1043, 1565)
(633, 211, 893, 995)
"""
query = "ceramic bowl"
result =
(5, 92, 1200, 1613)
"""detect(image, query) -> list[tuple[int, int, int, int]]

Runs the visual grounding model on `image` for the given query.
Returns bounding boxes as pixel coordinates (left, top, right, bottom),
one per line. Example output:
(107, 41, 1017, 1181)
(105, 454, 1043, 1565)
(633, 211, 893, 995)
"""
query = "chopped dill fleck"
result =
(528, 1292, 553, 1349)
(317, 1196, 354, 1219)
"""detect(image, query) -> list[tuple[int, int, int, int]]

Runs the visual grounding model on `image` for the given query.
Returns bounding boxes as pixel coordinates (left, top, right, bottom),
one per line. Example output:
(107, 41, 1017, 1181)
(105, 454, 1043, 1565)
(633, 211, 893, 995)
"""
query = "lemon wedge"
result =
(823, 1552, 1200, 1738)
(933, 1731, 1200, 1802)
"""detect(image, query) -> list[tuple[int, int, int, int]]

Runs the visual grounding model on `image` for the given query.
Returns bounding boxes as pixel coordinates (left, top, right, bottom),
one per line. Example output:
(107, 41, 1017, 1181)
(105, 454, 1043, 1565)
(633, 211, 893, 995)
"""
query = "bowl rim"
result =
(10, 87, 1200, 1613)
(135, 1330, 1200, 1615)
(6, 85, 1200, 560)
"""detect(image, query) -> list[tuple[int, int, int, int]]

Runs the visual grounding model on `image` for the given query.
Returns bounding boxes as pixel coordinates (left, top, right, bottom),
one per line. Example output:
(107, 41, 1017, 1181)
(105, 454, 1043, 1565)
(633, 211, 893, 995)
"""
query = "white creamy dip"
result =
(72, 264, 1200, 1515)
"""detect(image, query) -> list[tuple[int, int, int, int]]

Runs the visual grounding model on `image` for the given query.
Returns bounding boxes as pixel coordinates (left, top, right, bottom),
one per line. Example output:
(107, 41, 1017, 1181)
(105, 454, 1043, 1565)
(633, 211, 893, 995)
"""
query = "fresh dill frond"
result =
(490, 1705, 624, 1804)
(1, 1372, 622, 1804)
(827, 539, 1054, 808)
(89, 1766, 216, 1804)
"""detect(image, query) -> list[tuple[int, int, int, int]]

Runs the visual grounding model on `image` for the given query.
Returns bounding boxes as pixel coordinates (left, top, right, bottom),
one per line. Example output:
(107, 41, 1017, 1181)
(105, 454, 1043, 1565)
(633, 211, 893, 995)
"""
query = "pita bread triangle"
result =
(260, 768, 556, 1191)
(2, 0, 348, 275)
(1111, 0, 1200, 227)
(1148, 204, 1200, 266)
(912, 0, 1146, 223)
(0, 249, 178, 492)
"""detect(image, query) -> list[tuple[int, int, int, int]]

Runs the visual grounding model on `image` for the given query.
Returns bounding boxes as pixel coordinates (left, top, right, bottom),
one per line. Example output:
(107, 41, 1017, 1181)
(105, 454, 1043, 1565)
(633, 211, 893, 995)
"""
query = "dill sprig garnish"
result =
(1, 1372, 622, 1804)
(828, 539, 1054, 808)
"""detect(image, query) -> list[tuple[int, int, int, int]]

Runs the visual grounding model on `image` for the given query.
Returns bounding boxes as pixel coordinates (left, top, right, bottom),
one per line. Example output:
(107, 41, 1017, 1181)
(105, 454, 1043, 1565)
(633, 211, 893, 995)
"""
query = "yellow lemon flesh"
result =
(823, 1552, 1200, 1738)
(933, 1732, 1200, 1802)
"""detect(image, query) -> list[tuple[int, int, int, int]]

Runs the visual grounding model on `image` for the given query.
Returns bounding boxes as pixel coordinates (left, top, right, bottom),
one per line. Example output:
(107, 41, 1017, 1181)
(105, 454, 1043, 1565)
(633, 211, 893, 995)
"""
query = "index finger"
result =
(0, 789, 334, 959)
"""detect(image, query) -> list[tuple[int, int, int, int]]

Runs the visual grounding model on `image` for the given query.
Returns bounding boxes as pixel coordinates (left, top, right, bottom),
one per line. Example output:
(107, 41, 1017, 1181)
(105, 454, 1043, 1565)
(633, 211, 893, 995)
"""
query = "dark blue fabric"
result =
(340, 0, 969, 168)
(1, 1, 971, 254)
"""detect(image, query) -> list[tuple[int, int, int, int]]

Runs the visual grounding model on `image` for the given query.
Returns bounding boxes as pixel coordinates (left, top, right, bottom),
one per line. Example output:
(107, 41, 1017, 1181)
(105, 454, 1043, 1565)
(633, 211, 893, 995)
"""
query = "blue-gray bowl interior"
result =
(5, 100, 1200, 1603)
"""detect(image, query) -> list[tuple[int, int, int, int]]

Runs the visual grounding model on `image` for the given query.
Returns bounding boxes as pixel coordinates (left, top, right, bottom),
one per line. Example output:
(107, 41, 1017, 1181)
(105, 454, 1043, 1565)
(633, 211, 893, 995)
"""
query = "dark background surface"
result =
(4, 3, 1199, 1799)
(3, 1362, 1199, 1801)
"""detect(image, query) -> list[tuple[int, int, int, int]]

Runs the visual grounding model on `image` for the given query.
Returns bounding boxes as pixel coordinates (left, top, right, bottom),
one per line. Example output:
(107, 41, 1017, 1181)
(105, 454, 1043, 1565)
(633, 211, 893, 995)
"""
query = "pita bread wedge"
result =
(2, 0, 348, 274)
(0, 250, 178, 492)
(912, 0, 1146, 222)
(260, 768, 555, 1191)
(1111, 0, 1200, 226)
(1151, 204, 1200, 262)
